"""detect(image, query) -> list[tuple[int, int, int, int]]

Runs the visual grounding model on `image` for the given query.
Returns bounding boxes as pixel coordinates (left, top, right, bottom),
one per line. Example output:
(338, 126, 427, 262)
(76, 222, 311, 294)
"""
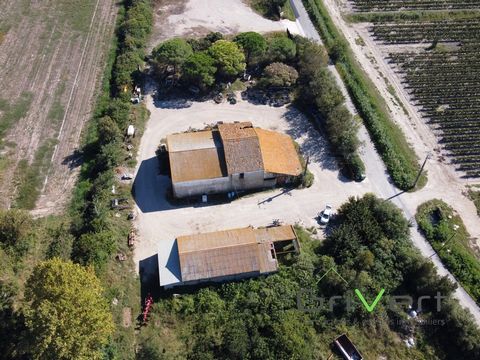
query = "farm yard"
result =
(345, 0, 480, 178)
(0, 0, 118, 213)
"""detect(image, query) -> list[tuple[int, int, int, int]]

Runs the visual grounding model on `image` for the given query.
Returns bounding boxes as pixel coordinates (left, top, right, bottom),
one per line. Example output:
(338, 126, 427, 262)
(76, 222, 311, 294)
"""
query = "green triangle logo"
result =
(355, 288, 385, 312)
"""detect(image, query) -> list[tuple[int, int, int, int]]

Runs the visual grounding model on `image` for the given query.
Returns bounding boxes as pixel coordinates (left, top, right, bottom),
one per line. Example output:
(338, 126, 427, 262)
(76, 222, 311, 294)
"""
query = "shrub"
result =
(261, 62, 298, 87)
(268, 35, 297, 63)
(416, 199, 480, 303)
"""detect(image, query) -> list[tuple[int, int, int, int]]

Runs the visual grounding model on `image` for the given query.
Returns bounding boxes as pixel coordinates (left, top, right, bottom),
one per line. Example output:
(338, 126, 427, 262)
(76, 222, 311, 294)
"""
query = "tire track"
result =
(35, 0, 118, 214)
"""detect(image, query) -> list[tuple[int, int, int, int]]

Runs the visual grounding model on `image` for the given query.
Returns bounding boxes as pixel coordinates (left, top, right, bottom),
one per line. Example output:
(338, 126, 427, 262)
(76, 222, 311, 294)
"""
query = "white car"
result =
(319, 205, 333, 225)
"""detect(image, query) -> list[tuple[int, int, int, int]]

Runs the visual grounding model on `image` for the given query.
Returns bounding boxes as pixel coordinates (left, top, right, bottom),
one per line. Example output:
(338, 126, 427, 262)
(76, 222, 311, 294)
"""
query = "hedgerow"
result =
(303, 0, 422, 190)
(71, 0, 152, 271)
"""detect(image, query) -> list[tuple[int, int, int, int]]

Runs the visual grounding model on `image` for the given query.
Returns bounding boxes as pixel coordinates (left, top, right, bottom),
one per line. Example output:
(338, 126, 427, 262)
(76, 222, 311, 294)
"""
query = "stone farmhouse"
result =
(166, 122, 302, 198)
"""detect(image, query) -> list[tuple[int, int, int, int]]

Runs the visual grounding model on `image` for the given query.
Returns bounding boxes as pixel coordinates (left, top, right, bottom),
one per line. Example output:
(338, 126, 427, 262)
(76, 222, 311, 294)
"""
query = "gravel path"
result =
(291, 0, 480, 326)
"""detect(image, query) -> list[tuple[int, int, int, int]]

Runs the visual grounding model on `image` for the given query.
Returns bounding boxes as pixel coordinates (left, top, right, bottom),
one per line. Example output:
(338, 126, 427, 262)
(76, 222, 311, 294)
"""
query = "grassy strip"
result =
(347, 9, 480, 23)
(13, 139, 58, 209)
(303, 0, 423, 190)
(467, 186, 480, 217)
(281, 1, 296, 21)
(0, 92, 33, 145)
(416, 199, 480, 304)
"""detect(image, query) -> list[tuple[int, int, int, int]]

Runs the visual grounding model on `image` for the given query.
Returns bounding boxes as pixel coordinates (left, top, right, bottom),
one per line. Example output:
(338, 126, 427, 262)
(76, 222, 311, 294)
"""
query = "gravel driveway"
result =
(133, 94, 375, 283)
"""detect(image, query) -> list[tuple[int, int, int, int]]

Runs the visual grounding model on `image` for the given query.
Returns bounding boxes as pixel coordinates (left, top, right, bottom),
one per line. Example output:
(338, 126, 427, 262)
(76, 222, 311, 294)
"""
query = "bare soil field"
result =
(150, 0, 297, 47)
(0, 0, 118, 214)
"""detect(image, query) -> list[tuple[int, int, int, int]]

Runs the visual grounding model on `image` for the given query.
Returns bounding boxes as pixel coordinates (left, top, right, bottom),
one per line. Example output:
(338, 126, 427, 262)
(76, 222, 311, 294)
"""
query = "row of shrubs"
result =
(303, 0, 422, 190)
(416, 199, 480, 303)
(294, 37, 366, 181)
(71, 0, 152, 271)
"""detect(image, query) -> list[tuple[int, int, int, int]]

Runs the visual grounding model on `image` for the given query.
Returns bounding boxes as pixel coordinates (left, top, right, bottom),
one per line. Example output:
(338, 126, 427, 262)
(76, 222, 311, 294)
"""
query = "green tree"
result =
(152, 38, 193, 73)
(97, 116, 121, 145)
(0, 209, 31, 247)
(261, 62, 298, 87)
(234, 32, 267, 65)
(270, 310, 316, 360)
(208, 40, 246, 77)
(296, 37, 329, 80)
(326, 105, 359, 156)
(308, 68, 344, 111)
(253, 0, 287, 18)
(24, 259, 114, 360)
(73, 230, 116, 270)
(268, 35, 296, 63)
(182, 52, 217, 88)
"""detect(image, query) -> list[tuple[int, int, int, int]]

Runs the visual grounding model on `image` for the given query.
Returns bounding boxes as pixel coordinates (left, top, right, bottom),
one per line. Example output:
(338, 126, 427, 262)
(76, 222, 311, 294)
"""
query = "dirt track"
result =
(0, 0, 118, 214)
(320, 0, 480, 246)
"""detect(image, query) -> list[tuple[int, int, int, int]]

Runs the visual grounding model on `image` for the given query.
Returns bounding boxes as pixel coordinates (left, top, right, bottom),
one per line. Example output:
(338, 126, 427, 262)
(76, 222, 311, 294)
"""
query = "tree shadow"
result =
(282, 106, 339, 172)
(62, 149, 83, 170)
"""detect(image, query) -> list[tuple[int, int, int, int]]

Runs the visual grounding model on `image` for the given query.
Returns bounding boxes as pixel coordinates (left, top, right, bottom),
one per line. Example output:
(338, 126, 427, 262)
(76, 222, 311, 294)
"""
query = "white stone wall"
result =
(173, 176, 233, 198)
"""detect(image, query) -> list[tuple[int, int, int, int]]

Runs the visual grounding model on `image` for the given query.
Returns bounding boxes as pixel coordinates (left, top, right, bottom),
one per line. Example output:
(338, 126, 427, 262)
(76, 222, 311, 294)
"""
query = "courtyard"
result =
(133, 93, 376, 283)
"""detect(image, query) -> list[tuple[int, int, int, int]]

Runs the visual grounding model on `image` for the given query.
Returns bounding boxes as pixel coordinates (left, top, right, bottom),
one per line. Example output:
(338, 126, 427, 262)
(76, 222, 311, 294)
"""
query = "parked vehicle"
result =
(214, 93, 223, 104)
(122, 173, 134, 180)
(319, 204, 333, 225)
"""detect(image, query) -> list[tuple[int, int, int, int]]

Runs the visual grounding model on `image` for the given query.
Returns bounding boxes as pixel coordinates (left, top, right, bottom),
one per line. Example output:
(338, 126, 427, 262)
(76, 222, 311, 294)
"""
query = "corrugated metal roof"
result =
(255, 128, 302, 176)
(169, 147, 227, 183)
(167, 130, 227, 183)
(167, 131, 221, 152)
(177, 226, 285, 283)
(255, 225, 297, 243)
(177, 227, 256, 253)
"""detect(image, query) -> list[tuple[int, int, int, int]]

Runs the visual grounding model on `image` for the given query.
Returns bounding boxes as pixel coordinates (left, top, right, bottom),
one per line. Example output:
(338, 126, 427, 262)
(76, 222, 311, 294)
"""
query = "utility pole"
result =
(428, 225, 459, 259)
(412, 152, 432, 189)
(303, 156, 310, 178)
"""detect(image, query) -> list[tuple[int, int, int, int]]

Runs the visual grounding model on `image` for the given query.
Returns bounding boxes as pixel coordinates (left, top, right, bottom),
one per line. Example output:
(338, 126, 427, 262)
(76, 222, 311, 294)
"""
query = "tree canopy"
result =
(208, 40, 246, 77)
(234, 32, 267, 64)
(24, 259, 114, 360)
(182, 51, 217, 88)
(152, 38, 193, 71)
(268, 35, 297, 63)
(0, 209, 31, 247)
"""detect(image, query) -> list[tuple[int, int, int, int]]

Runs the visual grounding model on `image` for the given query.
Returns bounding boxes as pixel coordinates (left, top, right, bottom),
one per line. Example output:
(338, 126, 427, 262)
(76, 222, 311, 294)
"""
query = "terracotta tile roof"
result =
(167, 123, 302, 183)
(217, 122, 256, 140)
(218, 122, 264, 174)
(255, 128, 302, 176)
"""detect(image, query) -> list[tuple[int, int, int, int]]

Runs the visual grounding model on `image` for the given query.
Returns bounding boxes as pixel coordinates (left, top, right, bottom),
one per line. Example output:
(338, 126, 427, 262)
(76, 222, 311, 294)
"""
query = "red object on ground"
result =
(142, 294, 153, 323)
